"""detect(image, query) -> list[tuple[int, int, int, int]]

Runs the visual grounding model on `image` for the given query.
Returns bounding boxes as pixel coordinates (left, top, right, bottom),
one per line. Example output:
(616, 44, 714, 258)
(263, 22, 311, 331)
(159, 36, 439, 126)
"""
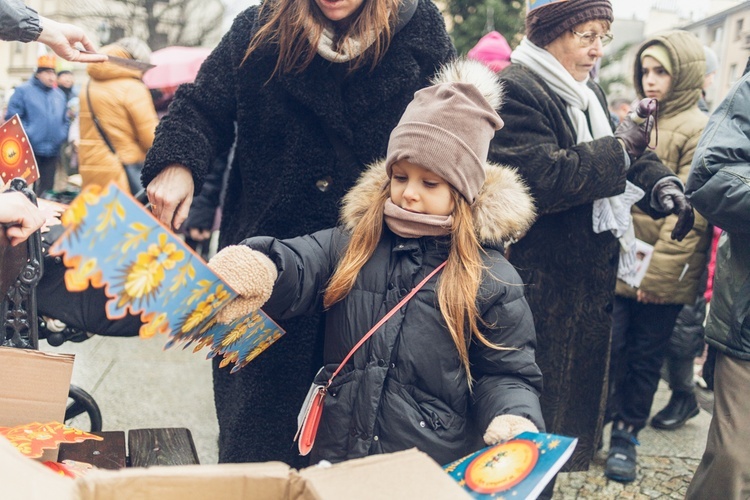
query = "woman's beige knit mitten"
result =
(483, 414, 539, 445)
(207, 245, 278, 324)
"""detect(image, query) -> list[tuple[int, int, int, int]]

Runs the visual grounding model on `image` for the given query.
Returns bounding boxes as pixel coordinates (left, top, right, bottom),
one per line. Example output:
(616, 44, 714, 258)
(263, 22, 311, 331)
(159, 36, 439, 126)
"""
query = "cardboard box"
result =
(0, 346, 74, 461)
(0, 436, 471, 500)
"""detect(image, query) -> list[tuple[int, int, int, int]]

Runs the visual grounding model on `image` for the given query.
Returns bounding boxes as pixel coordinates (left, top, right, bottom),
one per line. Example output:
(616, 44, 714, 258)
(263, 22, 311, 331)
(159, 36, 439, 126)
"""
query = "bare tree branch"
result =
(66, 0, 226, 50)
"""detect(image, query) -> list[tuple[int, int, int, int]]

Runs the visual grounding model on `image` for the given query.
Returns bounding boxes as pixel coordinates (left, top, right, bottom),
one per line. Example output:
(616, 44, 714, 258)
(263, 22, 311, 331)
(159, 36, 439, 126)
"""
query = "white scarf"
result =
(511, 38, 644, 275)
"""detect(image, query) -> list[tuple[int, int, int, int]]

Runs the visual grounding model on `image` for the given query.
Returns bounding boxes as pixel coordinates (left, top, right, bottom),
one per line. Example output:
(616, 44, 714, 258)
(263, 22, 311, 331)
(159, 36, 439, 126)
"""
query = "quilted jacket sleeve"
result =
(470, 253, 544, 433)
(240, 228, 347, 318)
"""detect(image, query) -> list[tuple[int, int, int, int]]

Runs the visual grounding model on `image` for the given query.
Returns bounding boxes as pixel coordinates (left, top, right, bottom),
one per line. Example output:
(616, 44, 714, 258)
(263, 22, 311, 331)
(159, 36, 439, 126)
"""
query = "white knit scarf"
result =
(511, 37, 644, 274)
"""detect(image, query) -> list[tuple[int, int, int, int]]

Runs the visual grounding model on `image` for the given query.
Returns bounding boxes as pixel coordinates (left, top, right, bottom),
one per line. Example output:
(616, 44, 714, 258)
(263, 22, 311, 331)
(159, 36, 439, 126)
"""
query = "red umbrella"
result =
(142, 46, 212, 90)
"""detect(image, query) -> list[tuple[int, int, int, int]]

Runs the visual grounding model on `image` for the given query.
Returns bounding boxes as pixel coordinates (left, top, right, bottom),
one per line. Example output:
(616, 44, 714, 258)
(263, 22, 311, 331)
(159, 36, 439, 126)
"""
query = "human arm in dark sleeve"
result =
(471, 256, 544, 433)
(687, 73, 750, 233)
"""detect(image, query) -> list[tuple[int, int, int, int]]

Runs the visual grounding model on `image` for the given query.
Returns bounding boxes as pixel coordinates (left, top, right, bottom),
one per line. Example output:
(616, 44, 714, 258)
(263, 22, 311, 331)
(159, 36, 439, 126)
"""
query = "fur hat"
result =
(525, 0, 613, 48)
(468, 31, 512, 73)
(385, 59, 504, 204)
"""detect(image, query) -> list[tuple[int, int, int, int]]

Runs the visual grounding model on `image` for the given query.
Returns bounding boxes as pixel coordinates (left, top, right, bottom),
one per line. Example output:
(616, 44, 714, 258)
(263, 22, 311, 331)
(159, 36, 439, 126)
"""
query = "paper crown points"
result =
(526, 0, 570, 12)
(37, 54, 57, 70)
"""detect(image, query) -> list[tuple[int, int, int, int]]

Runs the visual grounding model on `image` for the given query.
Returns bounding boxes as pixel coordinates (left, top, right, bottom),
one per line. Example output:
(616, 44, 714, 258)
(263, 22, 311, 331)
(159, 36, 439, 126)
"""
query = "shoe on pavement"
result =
(651, 391, 700, 430)
(605, 424, 639, 483)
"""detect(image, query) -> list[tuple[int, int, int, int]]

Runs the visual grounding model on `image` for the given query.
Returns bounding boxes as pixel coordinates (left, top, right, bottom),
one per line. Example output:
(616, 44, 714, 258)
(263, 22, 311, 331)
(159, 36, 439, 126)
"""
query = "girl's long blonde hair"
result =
(242, 0, 401, 76)
(324, 183, 503, 385)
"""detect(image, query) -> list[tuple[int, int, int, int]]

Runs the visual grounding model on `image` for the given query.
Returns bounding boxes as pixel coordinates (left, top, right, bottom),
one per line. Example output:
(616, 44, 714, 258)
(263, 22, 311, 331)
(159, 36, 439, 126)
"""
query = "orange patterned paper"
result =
(0, 114, 39, 187)
(0, 421, 102, 459)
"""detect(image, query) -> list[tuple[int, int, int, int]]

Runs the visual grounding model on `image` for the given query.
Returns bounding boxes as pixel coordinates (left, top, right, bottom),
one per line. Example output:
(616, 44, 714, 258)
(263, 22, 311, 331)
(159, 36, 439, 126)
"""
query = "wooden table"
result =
(58, 428, 199, 469)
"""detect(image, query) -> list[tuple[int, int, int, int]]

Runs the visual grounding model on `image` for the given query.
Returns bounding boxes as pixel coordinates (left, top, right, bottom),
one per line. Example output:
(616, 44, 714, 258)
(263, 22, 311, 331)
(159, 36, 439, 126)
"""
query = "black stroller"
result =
(1, 179, 142, 432)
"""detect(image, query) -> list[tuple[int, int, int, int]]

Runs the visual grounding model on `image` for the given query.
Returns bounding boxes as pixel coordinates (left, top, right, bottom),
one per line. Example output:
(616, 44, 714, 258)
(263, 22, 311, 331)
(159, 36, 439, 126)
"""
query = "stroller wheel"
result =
(66, 385, 103, 432)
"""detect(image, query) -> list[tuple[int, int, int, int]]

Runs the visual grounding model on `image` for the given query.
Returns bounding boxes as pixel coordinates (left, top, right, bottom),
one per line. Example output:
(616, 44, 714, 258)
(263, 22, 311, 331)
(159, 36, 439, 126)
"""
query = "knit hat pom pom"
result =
(430, 58, 505, 110)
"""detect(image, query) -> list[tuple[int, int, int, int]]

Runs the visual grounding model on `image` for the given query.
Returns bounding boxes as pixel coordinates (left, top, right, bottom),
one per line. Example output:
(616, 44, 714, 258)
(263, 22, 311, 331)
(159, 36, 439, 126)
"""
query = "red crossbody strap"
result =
(326, 260, 448, 388)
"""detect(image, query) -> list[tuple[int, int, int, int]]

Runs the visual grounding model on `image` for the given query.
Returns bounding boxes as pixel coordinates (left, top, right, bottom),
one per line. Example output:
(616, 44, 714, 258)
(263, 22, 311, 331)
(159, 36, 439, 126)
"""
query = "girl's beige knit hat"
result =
(385, 60, 504, 204)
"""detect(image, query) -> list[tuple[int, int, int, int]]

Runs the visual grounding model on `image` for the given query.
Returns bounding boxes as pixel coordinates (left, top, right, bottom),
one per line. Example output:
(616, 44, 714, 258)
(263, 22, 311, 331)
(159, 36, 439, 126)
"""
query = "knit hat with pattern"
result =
(525, 0, 613, 48)
(385, 59, 504, 204)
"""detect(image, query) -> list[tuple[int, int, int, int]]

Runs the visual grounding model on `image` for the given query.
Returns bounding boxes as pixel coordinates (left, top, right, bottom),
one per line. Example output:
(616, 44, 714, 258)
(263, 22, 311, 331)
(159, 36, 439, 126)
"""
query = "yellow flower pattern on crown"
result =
(123, 232, 185, 301)
(139, 312, 170, 338)
(49, 182, 284, 371)
(181, 285, 231, 333)
(61, 185, 103, 236)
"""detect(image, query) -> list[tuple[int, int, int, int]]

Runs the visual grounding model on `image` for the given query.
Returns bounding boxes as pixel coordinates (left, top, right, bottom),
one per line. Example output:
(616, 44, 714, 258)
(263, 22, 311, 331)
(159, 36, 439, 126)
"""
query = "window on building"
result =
(713, 26, 724, 45)
(729, 63, 738, 83)
(736, 19, 744, 41)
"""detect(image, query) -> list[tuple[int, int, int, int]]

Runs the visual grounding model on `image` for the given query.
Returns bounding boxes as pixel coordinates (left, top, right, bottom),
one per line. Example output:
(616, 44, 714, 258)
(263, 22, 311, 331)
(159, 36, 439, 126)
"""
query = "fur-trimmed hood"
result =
(341, 58, 536, 246)
(340, 159, 536, 246)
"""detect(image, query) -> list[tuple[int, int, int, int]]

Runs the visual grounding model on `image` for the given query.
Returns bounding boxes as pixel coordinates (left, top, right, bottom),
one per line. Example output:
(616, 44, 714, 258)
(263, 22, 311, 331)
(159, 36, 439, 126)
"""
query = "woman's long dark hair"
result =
(242, 0, 401, 76)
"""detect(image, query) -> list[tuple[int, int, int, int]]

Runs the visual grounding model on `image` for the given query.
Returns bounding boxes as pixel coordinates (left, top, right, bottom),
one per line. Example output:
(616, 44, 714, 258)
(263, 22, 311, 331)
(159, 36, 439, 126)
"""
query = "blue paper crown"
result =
(526, 0, 570, 12)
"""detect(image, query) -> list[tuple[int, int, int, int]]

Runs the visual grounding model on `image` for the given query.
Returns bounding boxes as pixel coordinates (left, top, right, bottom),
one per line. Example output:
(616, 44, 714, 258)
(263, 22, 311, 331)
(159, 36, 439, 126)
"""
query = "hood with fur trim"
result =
(340, 159, 536, 247)
(340, 58, 535, 246)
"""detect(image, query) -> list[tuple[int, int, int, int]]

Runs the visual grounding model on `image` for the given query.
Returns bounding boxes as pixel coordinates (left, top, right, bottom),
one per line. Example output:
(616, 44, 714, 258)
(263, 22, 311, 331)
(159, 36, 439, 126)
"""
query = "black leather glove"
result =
(654, 181, 694, 241)
(614, 113, 654, 161)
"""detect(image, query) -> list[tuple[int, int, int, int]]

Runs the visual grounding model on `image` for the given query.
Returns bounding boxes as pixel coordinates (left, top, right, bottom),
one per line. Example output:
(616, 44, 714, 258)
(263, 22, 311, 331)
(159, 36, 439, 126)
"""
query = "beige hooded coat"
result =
(616, 31, 712, 304)
(78, 44, 158, 191)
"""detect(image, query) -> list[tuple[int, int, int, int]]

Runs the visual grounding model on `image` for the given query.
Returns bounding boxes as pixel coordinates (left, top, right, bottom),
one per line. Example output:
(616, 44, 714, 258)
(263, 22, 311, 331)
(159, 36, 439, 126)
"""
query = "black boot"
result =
(650, 391, 700, 430)
(605, 423, 638, 483)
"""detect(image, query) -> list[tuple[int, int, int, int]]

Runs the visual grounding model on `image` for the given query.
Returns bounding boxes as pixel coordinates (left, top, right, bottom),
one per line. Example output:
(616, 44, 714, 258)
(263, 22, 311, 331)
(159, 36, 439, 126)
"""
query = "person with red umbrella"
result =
(143, 46, 212, 90)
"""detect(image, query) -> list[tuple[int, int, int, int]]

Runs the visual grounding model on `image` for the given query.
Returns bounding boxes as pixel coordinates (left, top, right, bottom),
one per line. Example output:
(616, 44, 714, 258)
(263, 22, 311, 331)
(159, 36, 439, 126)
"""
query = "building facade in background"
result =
(600, 0, 748, 111)
(682, 1, 750, 108)
(1, 0, 227, 108)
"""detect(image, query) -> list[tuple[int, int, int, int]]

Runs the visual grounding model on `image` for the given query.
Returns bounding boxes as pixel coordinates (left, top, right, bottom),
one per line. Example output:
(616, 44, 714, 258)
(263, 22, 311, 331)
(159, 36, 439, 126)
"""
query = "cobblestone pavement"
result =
(551, 383, 713, 499)
(554, 453, 701, 498)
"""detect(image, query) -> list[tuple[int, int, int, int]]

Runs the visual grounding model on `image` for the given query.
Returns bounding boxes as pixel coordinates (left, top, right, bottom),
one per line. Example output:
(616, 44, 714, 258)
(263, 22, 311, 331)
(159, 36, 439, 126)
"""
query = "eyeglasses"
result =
(571, 30, 614, 48)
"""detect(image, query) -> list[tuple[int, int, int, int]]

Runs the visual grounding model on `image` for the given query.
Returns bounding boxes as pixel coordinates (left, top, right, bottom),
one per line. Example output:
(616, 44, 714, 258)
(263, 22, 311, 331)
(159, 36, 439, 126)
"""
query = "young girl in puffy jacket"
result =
(207, 59, 544, 465)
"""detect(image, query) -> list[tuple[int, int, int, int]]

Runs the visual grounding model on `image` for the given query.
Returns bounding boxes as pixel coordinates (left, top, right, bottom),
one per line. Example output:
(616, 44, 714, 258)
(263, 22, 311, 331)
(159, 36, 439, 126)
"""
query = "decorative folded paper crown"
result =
(37, 54, 57, 70)
(526, 0, 570, 11)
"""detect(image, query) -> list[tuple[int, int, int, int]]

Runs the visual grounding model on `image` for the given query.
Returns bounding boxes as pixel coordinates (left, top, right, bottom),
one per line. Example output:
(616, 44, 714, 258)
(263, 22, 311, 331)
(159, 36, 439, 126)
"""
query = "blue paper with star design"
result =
(444, 431, 577, 499)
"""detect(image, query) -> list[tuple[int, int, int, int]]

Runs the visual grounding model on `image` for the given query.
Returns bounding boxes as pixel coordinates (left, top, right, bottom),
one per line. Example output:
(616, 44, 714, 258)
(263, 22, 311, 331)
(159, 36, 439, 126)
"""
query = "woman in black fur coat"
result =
(142, 0, 454, 466)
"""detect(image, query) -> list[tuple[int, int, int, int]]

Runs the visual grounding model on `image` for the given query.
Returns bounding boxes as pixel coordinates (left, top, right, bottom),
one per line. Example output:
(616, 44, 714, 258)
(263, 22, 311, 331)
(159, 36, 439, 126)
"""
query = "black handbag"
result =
(122, 162, 144, 196)
(85, 83, 144, 196)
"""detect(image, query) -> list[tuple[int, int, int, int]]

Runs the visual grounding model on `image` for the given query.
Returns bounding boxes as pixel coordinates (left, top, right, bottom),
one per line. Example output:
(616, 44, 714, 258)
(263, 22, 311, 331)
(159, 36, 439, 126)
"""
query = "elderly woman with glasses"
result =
(488, 0, 694, 472)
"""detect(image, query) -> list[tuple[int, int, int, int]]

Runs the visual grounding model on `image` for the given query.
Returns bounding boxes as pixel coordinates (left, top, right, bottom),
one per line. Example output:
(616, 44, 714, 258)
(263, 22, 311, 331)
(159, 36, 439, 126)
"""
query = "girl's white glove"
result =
(207, 245, 277, 324)
(483, 414, 539, 445)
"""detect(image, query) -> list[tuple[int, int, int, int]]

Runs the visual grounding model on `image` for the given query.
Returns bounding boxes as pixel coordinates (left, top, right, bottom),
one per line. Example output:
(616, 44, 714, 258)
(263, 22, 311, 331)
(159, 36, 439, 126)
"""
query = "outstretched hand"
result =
(207, 246, 278, 324)
(37, 16, 107, 63)
(655, 181, 694, 241)
(0, 192, 46, 246)
(483, 414, 539, 446)
(147, 164, 195, 231)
